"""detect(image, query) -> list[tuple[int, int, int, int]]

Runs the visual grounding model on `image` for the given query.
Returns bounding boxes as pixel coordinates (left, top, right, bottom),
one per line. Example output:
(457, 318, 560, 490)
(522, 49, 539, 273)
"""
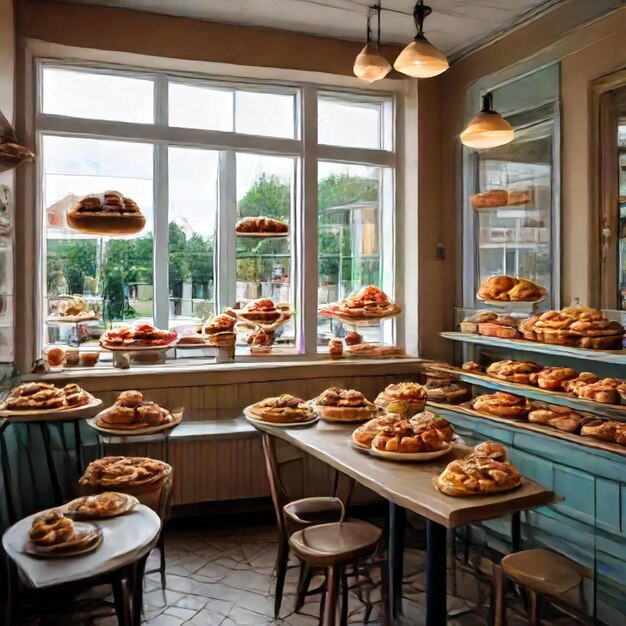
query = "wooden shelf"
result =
(441, 331, 626, 365)
(433, 364, 626, 420)
(427, 401, 626, 458)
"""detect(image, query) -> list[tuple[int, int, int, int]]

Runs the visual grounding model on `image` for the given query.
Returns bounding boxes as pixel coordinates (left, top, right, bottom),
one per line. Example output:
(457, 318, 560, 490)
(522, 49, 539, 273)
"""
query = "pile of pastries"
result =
(48, 295, 98, 322)
(96, 390, 174, 430)
(320, 286, 401, 320)
(478, 275, 545, 303)
(472, 392, 530, 419)
(421, 364, 471, 404)
(312, 387, 377, 422)
(28, 510, 99, 552)
(100, 322, 178, 349)
(201, 313, 237, 347)
(246, 394, 315, 424)
(67, 190, 146, 235)
(236, 216, 289, 235)
(459, 311, 520, 338)
(470, 189, 532, 209)
(80, 456, 170, 488)
(352, 411, 454, 454)
(0, 382, 92, 412)
(62, 492, 137, 518)
(375, 382, 426, 412)
(435, 442, 521, 496)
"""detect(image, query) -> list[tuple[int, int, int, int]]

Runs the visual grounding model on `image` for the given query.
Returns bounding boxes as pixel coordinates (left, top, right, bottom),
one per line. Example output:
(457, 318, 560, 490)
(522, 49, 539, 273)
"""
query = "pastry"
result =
(67, 191, 146, 235)
(246, 395, 314, 423)
(313, 387, 377, 421)
(203, 313, 237, 346)
(528, 403, 583, 433)
(385, 400, 417, 419)
(580, 419, 626, 445)
(375, 383, 426, 411)
(95, 390, 173, 430)
(462, 361, 484, 373)
(371, 419, 449, 453)
(239, 298, 283, 323)
(459, 311, 496, 334)
(571, 378, 621, 404)
(345, 344, 404, 357)
(80, 456, 170, 488)
(472, 393, 528, 418)
(320, 286, 401, 320)
(328, 339, 343, 358)
(519, 315, 540, 341)
(100, 322, 177, 349)
(29, 510, 74, 546)
(562, 372, 600, 394)
(424, 381, 470, 404)
(508, 189, 533, 205)
(0, 382, 92, 412)
(470, 190, 508, 209)
(473, 441, 508, 461)
(478, 314, 519, 339)
(508, 279, 545, 302)
(236, 216, 289, 235)
(486, 360, 543, 385)
(64, 492, 136, 519)
(435, 452, 521, 496)
(352, 414, 404, 449)
(410, 411, 455, 442)
(536, 367, 578, 391)
(344, 331, 362, 346)
(247, 328, 275, 351)
(477, 275, 518, 301)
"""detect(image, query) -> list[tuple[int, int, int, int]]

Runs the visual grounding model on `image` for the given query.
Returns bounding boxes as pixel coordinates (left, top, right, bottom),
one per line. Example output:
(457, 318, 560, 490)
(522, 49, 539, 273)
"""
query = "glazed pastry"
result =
(64, 492, 136, 519)
(563, 372, 600, 394)
(470, 190, 508, 209)
(571, 378, 621, 404)
(101, 322, 177, 348)
(435, 453, 521, 496)
(508, 279, 545, 302)
(313, 387, 377, 421)
(328, 339, 343, 358)
(462, 361, 484, 373)
(372, 419, 449, 453)
(239, 298, 282, 323)
(519, 315, 540, 341)
(96, 390, 173, 429)
(320, 286, 401, 319)
(117, 390, 144, 408)
(344, 331, 362, 346)
(528, 402, 583, 433)
(247, 394, 314, 423)
(536, 367, 578, 391)
(236, 216, 289, 234)
(424, 381, 471, 404)
(29, 510, 74, 546)
(1, 382, 91, 411)
(580, 419, 626, 445)
(80, 456, 170, 487)
(460, 311, 496, 334)
(477, 275, 518, 301)
(352, 414, 404, 449)
(486, 360, 543, 385)
(473, 441, 508, 461)
(203, 313, 237, 347)
(478, 314, 519, 339)
(410, 411, 455, 442)
(375, 382, 426, 411)
(68, 191, 146, 235)
(472, 393, 528, 418)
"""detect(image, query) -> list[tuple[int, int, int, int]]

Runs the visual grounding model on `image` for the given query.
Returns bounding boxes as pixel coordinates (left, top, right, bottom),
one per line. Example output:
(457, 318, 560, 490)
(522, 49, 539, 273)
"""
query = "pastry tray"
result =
(0, 395, 102, 421)
(86, 408, 183, 436)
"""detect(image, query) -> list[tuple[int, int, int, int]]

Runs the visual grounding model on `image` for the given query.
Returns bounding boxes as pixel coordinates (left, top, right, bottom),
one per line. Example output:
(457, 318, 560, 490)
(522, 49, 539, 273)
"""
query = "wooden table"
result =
(253, 419, 554, 626)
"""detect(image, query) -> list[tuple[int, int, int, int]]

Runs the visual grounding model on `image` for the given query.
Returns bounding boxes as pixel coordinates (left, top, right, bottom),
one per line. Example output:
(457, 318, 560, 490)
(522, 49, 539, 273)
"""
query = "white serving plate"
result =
(243, 407, 319, 429)
(86, 408, 183, 436)
(0, 395, 102, 420)
(25, 523, 103, 558)
(99, 341, 177, 352)
(368, 442, 454, 462)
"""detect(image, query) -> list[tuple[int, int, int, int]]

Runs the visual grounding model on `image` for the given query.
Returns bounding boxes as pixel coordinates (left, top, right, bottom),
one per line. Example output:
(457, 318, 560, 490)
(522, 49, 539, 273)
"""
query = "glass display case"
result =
(466, 114, 558, 308)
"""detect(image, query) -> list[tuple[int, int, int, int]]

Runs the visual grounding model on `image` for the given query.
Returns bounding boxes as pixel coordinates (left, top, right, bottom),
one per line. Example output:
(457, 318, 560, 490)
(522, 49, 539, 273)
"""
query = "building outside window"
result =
(38, 64, 396, 358)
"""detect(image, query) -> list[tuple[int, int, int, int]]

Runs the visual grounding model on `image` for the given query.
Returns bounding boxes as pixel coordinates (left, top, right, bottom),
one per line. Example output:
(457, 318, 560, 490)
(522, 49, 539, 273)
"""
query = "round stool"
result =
(289, 520, 382, 626)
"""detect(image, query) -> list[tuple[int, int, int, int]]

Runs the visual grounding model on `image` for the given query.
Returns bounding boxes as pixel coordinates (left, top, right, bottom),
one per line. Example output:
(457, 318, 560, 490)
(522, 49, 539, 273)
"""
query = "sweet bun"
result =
(68, 192, 146, 235)
(536, 367, 578, 391)
(29, 510, 75, 546)
(473, 441, 508, 462)
(117, 390, 144, 408)
(473, 393, 528, 418)
(478, 275, 518, 301)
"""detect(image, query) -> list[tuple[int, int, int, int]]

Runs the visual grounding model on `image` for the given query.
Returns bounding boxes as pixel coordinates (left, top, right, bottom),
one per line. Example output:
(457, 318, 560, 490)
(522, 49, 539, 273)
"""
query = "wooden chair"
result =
(288, 515, 382, 626)
(492, 548, 594, 626)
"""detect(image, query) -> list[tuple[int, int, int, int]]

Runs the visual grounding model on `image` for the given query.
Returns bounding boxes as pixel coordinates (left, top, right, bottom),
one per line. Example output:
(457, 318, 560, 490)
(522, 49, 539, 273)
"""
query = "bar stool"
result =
(492, 548, 593, 626)
(289, 517, 382, 626)
(261, 433, 348, 619)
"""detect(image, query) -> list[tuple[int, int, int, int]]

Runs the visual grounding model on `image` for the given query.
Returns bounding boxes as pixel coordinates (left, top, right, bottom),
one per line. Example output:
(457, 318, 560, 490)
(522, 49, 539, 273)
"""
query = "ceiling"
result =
(55, 0, 564, 58)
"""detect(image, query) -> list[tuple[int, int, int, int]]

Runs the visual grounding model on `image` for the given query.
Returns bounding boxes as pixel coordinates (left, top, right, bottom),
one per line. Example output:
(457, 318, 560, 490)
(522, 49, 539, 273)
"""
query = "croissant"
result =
(508, 279, 545, 302)
(478, 275, 518, 301)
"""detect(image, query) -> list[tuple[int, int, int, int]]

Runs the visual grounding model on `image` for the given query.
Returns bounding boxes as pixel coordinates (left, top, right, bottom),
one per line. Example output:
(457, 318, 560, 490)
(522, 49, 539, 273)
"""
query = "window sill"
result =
(23, 355, 424, 391)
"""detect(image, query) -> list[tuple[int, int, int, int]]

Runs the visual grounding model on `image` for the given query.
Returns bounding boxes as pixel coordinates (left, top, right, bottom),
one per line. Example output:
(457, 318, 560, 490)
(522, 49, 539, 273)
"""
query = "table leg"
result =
(39, 423, 63, 506)
(388, 502, 406, 622)
(426, 519, 447, 626)
(511, 511, 521, 552)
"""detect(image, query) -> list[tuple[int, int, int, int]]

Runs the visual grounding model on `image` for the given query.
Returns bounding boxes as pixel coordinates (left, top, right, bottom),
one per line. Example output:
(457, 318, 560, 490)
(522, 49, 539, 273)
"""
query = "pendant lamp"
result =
(353, 5, 391, 83)
(460, 92, 514, 149)
(394, 0, 448, 79)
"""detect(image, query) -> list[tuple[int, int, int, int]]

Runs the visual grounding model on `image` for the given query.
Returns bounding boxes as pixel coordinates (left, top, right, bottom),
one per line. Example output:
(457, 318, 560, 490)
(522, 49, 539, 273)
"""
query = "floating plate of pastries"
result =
(421, 363, 471, 405)
(345, 343, 406, 358)
(244, 394, 318, 427)
(61, 492, 138, 520)
(47, 295, 99, 323)
(311, 387, 378, 423)
(25, 510, 102, 558)
(470, 189, 533, 210)
(477, 275, 546, 304)
(203, 313, 237, 347)
(472, 392, 531, 419)
(235, 216, 289, 237)
(100, 322, 178, 351)
(434, 442, 522, 496)
(352, 412, 455, 461)
(66, 190, 146, 235)
(88, 390, 183, 435)
(459, 311, 521, 338)
(374, 382, 427, 413)
(0, 382, 101, 418)
(79, 456, 171, 490)
(319, 286, 401, 323)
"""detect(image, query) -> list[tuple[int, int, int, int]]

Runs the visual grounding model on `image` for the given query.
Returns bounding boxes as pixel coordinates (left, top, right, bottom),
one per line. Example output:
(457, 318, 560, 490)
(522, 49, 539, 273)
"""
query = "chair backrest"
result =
(261, 433, 290, 541)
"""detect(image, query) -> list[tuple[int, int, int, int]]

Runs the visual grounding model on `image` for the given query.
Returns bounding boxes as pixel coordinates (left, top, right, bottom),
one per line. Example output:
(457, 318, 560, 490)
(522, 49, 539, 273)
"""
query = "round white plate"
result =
(368, 443, 454, 462)
(99, 341, 177, 352)
(25, 523, 103, 558)
(349, 439, 372, 453)
(244, 409, 319, 429)
(476, 295, 545, 306)
(86, 409, 183, 436)
(0, 396, 102, 420)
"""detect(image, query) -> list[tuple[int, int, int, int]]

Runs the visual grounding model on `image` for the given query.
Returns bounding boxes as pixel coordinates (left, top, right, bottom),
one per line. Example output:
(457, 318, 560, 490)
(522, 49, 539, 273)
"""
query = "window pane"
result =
(318, 162, 388, 348)
(236, 153, 295, 349)
(42, 67, 154, 123)
(169, 83, 234, 131)
(236, 91, 296, 139)
(168, 147, 218, 325)
(318, 97, 381, 149)
(43, 135, 154, 350)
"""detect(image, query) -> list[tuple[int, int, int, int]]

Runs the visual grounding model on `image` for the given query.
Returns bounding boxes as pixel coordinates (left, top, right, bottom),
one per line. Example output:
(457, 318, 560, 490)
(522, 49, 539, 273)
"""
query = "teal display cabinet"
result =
(435, 331, 626, 625)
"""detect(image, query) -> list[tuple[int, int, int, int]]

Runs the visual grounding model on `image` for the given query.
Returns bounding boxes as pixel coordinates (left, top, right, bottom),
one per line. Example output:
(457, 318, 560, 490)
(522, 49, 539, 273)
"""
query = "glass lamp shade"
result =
(460, 110, 514, 149)
(393, 36, 448, 78)
(353, 43, 392, 83)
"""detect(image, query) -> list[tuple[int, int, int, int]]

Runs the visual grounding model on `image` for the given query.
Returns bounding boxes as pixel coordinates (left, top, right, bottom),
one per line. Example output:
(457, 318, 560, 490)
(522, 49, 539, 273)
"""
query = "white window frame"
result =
(16, 40, 413, 371)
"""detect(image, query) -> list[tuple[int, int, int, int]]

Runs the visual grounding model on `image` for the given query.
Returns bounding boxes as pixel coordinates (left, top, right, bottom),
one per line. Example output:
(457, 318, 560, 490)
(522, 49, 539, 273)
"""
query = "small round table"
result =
(2, 504, 160, 626)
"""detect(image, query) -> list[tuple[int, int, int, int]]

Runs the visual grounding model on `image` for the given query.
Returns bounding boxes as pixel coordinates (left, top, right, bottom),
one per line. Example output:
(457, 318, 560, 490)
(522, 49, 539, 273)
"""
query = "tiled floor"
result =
(11, 522, 575, 625)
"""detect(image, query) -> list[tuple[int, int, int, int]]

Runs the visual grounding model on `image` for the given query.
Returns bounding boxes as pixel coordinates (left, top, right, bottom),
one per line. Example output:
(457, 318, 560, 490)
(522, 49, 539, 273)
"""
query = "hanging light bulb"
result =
(394, 0, 448, 79)
(460, 92, 515, 149)
(354, 4, 391, 83)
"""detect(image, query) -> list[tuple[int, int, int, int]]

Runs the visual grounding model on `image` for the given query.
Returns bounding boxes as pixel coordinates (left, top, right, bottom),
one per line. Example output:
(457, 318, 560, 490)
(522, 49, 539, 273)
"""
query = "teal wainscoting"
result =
(440, 410, 626, 625)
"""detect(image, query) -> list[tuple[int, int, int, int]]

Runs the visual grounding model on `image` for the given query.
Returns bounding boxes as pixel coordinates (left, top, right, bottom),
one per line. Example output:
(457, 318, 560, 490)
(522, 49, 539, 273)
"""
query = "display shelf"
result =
(428, 401, 626, 458)
(441, 331, 626, 364)
(431, 364, 626, 420)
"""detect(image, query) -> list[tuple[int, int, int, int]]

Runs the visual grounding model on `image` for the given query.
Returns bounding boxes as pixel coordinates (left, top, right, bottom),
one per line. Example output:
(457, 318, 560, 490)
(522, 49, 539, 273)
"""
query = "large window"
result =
(38, 64, 396, 358)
